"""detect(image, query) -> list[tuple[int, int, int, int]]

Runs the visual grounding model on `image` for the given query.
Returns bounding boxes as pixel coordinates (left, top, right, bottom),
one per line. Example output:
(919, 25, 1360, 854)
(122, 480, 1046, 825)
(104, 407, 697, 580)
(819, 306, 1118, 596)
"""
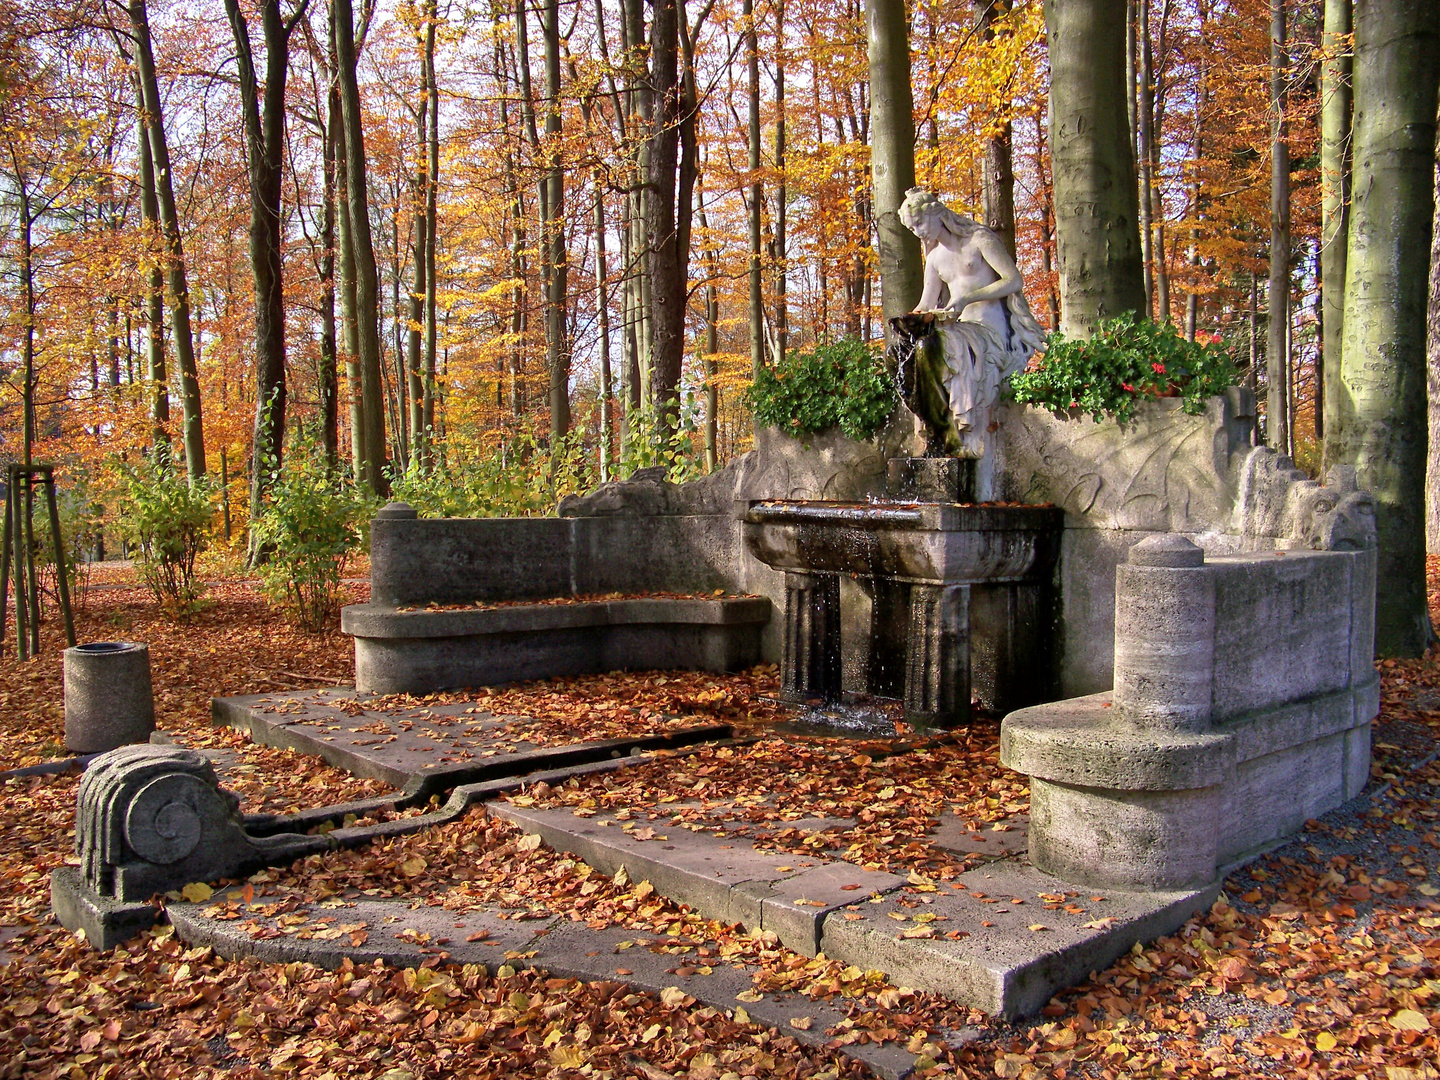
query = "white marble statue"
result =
(896, 188, 1045, 458)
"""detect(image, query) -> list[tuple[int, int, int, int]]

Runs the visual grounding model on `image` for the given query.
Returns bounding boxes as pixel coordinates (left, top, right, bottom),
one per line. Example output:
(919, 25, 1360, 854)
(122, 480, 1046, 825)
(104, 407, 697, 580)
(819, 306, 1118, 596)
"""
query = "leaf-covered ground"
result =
(1, 563, 1439, 1079)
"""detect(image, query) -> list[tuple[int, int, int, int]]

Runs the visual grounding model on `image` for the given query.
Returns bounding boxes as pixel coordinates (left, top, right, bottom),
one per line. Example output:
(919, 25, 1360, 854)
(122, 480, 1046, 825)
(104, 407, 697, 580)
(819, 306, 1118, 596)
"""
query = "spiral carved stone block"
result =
(72, 745, 325, 906)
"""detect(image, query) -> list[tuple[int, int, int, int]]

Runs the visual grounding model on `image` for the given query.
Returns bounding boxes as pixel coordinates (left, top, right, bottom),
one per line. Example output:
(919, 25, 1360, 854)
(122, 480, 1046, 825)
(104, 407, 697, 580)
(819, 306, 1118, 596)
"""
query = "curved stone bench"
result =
(342, 596, 772, 695)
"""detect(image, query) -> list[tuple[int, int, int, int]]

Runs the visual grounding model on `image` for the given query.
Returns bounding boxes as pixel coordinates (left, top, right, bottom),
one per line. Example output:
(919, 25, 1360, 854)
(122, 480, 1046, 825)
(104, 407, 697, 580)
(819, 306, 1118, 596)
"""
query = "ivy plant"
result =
(1008, 312, 1239, 424)
(746, 338, 897, 442)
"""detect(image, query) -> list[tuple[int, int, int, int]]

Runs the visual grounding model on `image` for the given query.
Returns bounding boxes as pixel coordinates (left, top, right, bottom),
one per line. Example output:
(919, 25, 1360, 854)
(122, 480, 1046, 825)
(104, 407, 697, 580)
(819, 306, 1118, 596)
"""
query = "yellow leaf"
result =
(1315, 1031, 1337, 1052)
(659, 986, 687, 1006)
(1028, 924, 1049, 932)
(516, 834, 542, 852)
(736, 989, 763, 1002)
(400, 856, 427, 877)
(733, 1007, 750, 1024)
(641, 1023, 662, 1043)
(789, 1016, 812, 1031)
(1389, 1009, 1431, 1032)
(181, 882, 212, 903)
(550, 1045, 589, 1068)
(634, 881, 655, 900)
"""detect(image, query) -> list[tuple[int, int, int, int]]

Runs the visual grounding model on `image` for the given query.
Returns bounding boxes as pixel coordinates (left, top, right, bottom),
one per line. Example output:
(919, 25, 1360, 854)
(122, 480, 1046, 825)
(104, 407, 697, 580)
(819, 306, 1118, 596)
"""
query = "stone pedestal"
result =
(1002, 534, 1379, 892)
(780, 573, 841, 702)
(904, 584, 970, 727)
(63, 642, 155, 754)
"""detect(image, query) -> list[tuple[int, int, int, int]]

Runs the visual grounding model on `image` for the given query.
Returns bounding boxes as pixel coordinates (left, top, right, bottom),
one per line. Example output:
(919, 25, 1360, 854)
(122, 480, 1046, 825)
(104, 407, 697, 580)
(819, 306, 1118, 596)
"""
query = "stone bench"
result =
(342, 596, 772, 695)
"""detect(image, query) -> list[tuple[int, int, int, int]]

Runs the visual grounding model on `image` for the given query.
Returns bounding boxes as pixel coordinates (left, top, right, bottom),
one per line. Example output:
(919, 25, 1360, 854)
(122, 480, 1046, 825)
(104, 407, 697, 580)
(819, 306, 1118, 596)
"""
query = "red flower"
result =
(1152, 362, 1167, 375)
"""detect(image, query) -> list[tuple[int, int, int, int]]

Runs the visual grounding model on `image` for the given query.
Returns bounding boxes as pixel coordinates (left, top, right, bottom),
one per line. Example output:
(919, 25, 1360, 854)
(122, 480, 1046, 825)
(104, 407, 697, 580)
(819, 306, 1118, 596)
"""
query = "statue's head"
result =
(899, 188, 979, 244)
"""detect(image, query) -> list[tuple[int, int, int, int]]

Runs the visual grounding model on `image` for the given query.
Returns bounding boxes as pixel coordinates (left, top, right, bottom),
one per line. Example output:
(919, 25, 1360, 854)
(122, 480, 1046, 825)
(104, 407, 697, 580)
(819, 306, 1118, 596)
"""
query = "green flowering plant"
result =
(1008, 312, 1239, 424)
(746, 338, 897, 442)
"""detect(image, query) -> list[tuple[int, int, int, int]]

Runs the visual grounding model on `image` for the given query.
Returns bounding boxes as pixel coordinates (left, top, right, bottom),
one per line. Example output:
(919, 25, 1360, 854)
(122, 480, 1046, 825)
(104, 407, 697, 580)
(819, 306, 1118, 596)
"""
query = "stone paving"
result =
(214, 688, 731, 798)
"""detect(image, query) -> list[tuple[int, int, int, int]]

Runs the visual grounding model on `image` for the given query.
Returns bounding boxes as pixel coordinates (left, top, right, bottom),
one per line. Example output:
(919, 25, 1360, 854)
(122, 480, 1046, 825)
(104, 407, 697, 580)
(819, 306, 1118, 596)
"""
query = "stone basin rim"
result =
(744, 500, 1062, 531)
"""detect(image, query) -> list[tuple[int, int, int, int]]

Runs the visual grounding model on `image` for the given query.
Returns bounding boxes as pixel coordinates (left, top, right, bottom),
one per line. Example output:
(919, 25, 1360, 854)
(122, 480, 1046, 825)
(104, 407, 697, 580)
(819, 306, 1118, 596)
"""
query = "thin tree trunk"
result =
(698, 188, 719, 472)
(647, 0, 683, 423)
(1044, 0, 1147, 336)
(407, 73, 426, 468)
(1137, 0, 1154, 316)
(137, 100, 169, 458)
(746, 0, 764, 376)
(422, 0, 439, 445)
(1149, 0, 1171, 322)
(542, 0, 569, 436)
(16, 186, 36, 465)
(1427, 136, 1439, 554)
(131, 0, 203, 479)
(867, 0, 923, 327)
(225, 0, 300, 549)
(978, 0, 1017, 260)
(320, 91, 339, 472)
(774, 0, 788, 362)
(1267, 0, 1291, 452)
(1035, 115, 1061, 329)
(1329, 0, 1439, 656)
(334, 0, 387, 494)
(596, 170, 612, 480)
(335, 78, 363, 481)
(1321, 0, 1351, 461)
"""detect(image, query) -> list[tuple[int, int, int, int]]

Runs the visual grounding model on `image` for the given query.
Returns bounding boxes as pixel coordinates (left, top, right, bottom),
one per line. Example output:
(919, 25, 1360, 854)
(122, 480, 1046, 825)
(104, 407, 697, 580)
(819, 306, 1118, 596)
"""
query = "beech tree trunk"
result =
(224, 0, 304, 545)
(1328, 0, 1439, 656)
(746, 0, 764, 376)
(1267, 0, 1291, 453)
(774, 0, 788, 362)
(131, 0, 204, 479)
(1044, 0, 1146, 336)
(137, 98, 169, 458)
(407, 70, 427, 466)
(1427, 144, 1439, 554)
(866, 0, 923, 326)
(422, 0, 438, 444)
(333, 0, 387, 495)
(542, 0, 569, 437)
(1321, 0, 1351, 457)
(647, 0, 683, 422)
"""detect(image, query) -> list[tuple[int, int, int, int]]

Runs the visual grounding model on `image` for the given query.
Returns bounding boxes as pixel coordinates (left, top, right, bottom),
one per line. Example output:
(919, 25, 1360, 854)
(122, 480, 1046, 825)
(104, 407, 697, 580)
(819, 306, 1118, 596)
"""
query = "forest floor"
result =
(1, 562, 1439, 1080)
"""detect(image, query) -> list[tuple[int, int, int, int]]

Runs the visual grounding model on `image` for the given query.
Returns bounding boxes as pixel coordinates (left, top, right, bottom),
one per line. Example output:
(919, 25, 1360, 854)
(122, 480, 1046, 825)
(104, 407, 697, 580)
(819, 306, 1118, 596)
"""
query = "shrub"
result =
(746, 338, 897, 442)
(1008, 312, 1239, 424)
(252, 452, 374, 631)
(390, 427, 602, 518)
(117, 458, 213, 617)
(616, 399, 705, 484)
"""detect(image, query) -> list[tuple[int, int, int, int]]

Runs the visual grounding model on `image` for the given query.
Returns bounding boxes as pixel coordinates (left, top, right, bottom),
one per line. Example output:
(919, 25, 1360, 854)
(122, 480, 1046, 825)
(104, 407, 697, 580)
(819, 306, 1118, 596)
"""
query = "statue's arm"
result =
(948, 231, 1024, 308)
(915, 256, 947, 311)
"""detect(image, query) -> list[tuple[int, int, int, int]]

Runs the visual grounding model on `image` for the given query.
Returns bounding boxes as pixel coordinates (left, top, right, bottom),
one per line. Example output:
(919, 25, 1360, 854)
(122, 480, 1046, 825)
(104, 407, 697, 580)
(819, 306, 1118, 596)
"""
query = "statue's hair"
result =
(898, 187, 979, 239)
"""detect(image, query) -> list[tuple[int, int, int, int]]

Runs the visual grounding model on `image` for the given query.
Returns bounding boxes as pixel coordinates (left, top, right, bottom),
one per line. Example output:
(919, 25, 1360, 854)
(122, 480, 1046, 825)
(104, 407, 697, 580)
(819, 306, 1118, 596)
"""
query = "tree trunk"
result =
(1267, 0, 1291, 453)
(335, 80, 363, 481)
(320, 88, 339, 472)
(1329, 0, 1439, 656)
(698, 188, 719, 472)
(423, 0, 439, 445)
(137, 100, 169, 458)
(131, 0, 203, 479)
(407, 72, 427, 468)
(774, 0, 788, 362)
(1136, 0, 1154, 315)
(1035, 116, 1061, 329)
(746, 0, 765, 376)
(1321, 0, 1351, 460)
(647, 0, 683, 423)
(225, 0, 298, 546)
(867, 0, 923, 327)
(1427, 141, 1439, 553)
(596, 168, 613, 480)
(542, 0, 569, 437)
(978, 0, 1017, 260)
(1044, 0, 1147, 336)
(334, 0, 387, 495)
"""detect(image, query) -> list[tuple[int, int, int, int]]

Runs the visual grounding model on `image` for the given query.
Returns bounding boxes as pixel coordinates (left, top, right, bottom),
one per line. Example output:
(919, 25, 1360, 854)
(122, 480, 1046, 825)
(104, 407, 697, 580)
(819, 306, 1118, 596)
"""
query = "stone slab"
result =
(166, 896, 925, 1080)
(488, 803, 906, 956)
(213, 687, 731, 799)
(930, 812, 1029, 860)
(819, 861, 1219, 1021)
(50, 865, 161, 949)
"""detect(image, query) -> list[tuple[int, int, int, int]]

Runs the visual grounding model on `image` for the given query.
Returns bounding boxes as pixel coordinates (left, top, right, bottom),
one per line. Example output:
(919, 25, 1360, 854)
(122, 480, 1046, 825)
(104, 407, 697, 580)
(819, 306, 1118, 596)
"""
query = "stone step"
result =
(489, 802, 1218, 1019)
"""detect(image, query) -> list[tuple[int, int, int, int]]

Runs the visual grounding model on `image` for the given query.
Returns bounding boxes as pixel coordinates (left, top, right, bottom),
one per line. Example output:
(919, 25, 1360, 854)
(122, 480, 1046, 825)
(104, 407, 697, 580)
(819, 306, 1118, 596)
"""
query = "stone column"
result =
(1112, 534, 1216, 732)
(904, 583, 970, 726)
(781, 573, 841, 702)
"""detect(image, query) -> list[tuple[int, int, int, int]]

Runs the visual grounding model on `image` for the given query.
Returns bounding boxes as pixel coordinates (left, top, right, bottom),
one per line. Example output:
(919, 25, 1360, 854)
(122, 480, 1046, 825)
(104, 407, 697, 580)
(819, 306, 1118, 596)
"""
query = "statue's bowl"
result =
(742, 500, 1063, 584)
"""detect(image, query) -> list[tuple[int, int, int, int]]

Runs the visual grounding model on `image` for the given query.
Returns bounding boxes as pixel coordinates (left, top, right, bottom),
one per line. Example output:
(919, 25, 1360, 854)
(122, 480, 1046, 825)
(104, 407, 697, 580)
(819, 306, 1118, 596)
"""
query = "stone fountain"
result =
(743, 192, 1062, 727)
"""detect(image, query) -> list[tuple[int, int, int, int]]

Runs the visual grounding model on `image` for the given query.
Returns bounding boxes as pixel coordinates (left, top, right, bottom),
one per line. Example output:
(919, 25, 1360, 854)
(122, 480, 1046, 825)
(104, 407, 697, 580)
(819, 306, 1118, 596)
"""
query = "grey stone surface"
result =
(1001, 537, 1379, 892)
(70, 745, 332, 907)
(342, 596, 769, 695)
(214, 686, 733, 799)
(166, 895, 926, 1080)
(64, 641, 155, 754)
(488, 803, 906, 957)
(50, 865, 161, 949)
(818, 862, 1219, 1021)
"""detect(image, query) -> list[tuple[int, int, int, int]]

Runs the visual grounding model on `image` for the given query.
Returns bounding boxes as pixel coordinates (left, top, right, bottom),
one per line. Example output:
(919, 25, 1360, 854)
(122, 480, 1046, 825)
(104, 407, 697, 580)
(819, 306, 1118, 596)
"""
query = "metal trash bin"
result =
(63, 642, 156, 754)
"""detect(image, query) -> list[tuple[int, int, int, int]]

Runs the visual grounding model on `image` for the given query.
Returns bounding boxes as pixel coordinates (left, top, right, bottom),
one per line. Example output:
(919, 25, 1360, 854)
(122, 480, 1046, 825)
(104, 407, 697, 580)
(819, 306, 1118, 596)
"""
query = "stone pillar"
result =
(781, 573, 841, 702)
(64, 642, 155, 754)
(904, 583, 970, 727)
(1113, 534, 1216, 733)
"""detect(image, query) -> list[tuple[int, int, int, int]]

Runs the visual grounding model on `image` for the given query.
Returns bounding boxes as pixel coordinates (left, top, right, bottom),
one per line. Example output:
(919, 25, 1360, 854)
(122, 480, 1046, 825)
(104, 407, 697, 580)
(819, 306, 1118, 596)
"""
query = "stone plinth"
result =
(1001, 535, 1377, 891)
(64, 642, 155, 754)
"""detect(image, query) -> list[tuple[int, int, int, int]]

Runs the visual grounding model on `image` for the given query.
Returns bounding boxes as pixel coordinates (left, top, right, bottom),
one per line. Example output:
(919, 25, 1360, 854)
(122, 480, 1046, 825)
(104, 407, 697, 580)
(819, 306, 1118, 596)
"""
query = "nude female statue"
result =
(893, 188, 1045, 458)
